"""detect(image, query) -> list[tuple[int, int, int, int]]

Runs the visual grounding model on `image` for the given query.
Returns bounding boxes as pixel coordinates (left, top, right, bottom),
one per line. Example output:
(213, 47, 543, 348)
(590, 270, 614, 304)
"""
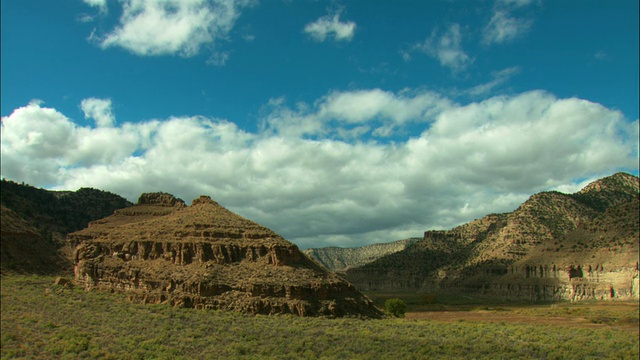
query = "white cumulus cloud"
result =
(98, 0, 247, 57)
(81, 98, 115, 127)
(1, 91, 637, 249)
(261, 89, 453, 139)
(304, 11, 356, 42)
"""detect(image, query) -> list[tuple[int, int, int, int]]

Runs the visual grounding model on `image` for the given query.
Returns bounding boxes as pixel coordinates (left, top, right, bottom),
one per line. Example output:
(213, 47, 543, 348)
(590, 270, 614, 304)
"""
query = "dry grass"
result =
(2, 275, 638, 359)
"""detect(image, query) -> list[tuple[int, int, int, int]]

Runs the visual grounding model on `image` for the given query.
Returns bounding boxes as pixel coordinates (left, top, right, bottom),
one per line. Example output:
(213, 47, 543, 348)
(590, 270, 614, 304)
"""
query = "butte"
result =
(69, 193, 383, 318)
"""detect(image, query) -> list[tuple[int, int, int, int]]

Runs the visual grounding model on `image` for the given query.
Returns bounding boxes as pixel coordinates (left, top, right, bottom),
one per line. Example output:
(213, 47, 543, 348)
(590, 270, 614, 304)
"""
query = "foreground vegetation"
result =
(2, 275, 638, 359)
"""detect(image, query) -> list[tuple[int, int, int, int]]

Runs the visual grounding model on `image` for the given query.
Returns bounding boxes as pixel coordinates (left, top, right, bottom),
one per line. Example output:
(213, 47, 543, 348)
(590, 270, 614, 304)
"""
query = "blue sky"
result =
(2, 0, 638, 249)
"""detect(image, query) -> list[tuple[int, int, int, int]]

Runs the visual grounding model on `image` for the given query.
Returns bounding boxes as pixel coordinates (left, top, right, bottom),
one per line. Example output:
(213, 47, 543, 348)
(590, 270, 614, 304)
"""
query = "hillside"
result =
(1, 179, 133, 241)
(304, 238, 420, 272)
(0, 205, 70, 274)
(345, 172, 639, 301)
(69, 193, 383, 318)
(0, 180, 132, 274)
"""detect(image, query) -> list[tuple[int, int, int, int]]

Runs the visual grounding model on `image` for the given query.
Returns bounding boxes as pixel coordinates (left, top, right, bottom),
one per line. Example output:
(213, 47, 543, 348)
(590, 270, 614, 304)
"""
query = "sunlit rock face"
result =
(345, 173, 639, 302)
(304, 238, 420, 273)
(70, 193, 382, 318)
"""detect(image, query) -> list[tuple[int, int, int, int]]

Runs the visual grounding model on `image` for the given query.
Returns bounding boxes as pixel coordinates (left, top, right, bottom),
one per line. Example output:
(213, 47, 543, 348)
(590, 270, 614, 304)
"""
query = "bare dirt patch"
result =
(405, 303, 639, 334)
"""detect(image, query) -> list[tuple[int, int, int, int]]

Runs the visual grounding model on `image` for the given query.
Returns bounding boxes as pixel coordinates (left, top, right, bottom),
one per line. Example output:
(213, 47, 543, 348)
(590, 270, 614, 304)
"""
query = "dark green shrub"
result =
(385, 298, 407, 318)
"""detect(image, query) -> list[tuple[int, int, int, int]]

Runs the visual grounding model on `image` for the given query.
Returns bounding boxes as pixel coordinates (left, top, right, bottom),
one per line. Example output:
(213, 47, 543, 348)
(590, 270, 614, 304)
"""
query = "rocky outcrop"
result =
(346, 172, 639, 301)
(304, 238, 420, 272)
(485, 258, 639, 301)
(69, 193, 382, 318)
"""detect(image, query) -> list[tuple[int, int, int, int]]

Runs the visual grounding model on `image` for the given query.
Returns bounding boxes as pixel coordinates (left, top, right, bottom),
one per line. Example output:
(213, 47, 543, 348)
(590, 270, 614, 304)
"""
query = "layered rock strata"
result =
(346, 173, 639, 301)
(304, 238, 420, 273)
(70, 193, 382, 318)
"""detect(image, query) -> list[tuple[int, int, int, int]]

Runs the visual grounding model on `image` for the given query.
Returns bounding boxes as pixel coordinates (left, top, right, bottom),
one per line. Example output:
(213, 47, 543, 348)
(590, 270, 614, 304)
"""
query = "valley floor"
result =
(1, 275, 638, 359)
(365, 291, 639, 334)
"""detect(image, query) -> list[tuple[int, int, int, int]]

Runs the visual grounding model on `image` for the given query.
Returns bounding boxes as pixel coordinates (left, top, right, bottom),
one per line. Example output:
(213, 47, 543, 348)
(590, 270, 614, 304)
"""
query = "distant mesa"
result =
(138, 192, 186, 207)
(69, 192, 383, 318)
(304, 238, 420, 273)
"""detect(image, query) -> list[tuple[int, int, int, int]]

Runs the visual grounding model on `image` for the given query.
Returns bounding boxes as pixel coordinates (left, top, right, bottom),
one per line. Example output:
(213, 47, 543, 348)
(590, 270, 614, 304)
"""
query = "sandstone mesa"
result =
(69, 193, 383, 318)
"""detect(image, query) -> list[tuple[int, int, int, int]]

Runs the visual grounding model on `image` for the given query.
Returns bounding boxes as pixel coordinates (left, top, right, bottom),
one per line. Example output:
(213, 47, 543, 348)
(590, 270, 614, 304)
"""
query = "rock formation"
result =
(345, 172, 639, 301)
(304, 238, 420, 273)
(69, 193, 382, 318)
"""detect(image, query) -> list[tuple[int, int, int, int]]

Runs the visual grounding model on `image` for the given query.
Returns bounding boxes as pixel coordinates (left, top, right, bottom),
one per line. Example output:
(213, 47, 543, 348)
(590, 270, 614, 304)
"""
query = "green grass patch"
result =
(2, 275, 638, 359)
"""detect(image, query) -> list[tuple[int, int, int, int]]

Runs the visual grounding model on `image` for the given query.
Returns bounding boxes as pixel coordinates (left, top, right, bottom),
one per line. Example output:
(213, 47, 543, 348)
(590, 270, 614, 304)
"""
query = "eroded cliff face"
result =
(489, 192, 640, 301)
(482, 222, 639, 301)
(345, 173, 639, 301)
(486, 262, 639, 301)
(304, 238, 420, 273)
(69, 193, 382, 318)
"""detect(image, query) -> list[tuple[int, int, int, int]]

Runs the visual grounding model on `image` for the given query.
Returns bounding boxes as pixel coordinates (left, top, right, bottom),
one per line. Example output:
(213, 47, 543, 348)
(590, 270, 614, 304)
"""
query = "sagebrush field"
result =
(1, 275, 638, 359)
